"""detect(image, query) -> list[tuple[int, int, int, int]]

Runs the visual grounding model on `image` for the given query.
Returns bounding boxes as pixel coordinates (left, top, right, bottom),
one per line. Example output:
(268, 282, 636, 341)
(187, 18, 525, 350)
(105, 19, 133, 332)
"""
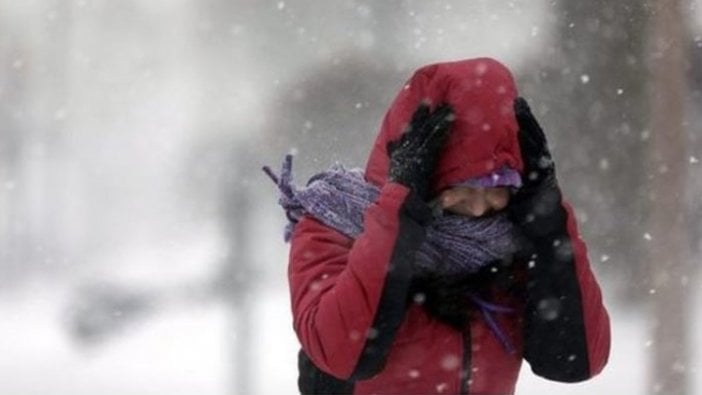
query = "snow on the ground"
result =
(0, 282, 228, 395)
(1, 279, 700, 394)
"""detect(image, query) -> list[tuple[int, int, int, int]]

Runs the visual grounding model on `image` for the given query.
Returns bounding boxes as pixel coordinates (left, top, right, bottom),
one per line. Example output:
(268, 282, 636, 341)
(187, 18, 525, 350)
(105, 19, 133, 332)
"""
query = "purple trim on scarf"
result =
(468, 293, 517, 354)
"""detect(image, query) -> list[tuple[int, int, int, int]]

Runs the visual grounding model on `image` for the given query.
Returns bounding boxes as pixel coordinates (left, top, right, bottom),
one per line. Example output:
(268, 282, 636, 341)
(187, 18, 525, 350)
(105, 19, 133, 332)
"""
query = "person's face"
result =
(437, 186, 511, 217)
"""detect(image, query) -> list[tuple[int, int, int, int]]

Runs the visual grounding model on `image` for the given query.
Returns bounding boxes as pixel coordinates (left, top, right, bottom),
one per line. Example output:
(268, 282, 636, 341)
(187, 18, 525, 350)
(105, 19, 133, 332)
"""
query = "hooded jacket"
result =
(288, 58, 610, 394)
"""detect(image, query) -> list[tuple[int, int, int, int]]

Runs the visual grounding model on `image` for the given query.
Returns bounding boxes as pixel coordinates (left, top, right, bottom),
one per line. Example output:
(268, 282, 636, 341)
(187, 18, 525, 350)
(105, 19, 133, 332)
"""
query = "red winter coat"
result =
(288, 58, 610, 394)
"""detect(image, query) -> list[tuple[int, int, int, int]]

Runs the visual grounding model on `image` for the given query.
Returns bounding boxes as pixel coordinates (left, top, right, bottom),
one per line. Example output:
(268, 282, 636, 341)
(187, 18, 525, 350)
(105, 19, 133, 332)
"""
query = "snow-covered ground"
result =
(2, 276, 700, 395)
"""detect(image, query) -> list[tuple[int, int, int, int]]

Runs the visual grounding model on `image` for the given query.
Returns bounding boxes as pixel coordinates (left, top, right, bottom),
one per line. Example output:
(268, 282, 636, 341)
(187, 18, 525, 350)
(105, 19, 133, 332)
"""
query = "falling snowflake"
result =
(537, 298, 561, 321)
(672, 361, 686, 373)
(441, 354, 461, 371)
(599, 158, 610, 171)
(366, 327, 379, 339)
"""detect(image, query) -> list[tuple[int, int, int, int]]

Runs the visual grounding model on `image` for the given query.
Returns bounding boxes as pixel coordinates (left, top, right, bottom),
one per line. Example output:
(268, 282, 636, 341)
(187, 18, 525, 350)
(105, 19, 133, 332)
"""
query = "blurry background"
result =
(1, 0, 701, 394)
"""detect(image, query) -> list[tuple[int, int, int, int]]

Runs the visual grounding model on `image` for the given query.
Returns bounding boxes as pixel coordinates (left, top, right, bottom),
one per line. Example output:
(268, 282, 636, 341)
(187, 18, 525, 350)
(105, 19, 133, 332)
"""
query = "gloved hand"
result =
(509, 98, 593, 381)
(509, 97, 566, 239)
(387, 103, 455, 200)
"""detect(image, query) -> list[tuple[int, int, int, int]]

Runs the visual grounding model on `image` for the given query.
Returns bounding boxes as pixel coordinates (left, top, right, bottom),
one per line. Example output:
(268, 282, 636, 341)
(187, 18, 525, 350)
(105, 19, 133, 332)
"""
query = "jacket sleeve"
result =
(522, 197, 611, 382)
(288, 182, 431, 380)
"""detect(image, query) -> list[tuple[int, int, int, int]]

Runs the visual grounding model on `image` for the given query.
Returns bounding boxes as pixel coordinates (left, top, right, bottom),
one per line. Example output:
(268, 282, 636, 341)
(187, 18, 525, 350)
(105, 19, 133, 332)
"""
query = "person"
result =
(264, 57, 610, 394)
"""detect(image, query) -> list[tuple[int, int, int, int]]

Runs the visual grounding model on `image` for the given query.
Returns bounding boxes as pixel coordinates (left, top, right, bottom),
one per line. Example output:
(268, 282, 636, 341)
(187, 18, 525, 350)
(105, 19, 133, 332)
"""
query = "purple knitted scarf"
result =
(263, 155, 520, 277)
(263, 154, 519, 353)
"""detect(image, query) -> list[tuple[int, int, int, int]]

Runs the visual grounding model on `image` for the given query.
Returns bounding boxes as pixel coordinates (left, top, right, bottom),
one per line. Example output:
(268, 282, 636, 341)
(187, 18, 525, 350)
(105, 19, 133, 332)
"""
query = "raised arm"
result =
(509, 97, 611, 382)
(289, 103, 454, 380)
(290, 183, 429, 380)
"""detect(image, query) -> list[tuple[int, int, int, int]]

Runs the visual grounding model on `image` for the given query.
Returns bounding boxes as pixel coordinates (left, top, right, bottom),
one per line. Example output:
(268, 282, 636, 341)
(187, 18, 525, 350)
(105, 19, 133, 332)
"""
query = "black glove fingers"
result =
(515, 97, 555, 172)
(419, 105, 454, 150)
(411, 103, 432, 122)
(422, 121, 452, 158)
(408, 103, 432, 136)
(522, 123, 553, 173)
(387, 125, 421, 156)
(421, 106, 453, 178)
(432, 103, 454, 120)
(388, 102, 455, 200)
(515, 98, 548, 149)
(517, 128, 541, 162)
(527, 118, 548, 150)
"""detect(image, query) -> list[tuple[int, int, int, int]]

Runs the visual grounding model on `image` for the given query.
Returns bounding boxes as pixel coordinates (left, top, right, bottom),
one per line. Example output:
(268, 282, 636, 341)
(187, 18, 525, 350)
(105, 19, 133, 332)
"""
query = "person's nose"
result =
(486, 192, 509, 212)
(471, 198, 490, 217)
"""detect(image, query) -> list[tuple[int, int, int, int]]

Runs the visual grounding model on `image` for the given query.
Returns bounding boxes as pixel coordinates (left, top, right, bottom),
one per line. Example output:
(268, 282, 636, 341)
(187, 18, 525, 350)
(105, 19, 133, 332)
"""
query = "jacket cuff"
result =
(383, 182, 433, 226)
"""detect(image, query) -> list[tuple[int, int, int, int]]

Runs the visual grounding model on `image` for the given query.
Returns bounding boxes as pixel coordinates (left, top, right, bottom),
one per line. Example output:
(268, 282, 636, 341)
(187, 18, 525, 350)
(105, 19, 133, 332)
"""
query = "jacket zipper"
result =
(459, 326, 472, 394)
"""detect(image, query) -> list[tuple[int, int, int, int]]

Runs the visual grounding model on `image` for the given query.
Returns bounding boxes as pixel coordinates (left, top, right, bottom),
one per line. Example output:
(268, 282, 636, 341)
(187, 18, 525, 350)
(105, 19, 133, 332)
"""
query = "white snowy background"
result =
(1, 1, 701, 394)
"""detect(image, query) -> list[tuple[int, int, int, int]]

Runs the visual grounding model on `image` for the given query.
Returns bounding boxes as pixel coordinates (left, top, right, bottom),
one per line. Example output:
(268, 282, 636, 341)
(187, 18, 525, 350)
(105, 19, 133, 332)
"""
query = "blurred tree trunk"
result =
(518, 1, 651, 304)
(646, 0, 691, 393)
(0, 25, 29, 284)
(192, 2, 259, 394)
(0, 1, 73, 285)
(35, 0, 74, 274)
(686, 15, 702, 270)
(219, 145, 255, 395)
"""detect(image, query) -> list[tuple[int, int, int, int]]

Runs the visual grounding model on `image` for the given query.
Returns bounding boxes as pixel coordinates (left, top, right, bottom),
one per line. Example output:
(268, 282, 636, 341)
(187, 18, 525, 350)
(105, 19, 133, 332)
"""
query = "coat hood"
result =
(364, 57, 524, 196)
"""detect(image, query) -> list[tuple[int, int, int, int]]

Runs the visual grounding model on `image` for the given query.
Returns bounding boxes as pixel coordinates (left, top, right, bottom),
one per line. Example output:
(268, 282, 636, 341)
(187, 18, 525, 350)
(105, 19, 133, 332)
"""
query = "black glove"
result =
(509, 97, 566, 240)
(509, 98, 592, 382)
(387, 103, 454, 200)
